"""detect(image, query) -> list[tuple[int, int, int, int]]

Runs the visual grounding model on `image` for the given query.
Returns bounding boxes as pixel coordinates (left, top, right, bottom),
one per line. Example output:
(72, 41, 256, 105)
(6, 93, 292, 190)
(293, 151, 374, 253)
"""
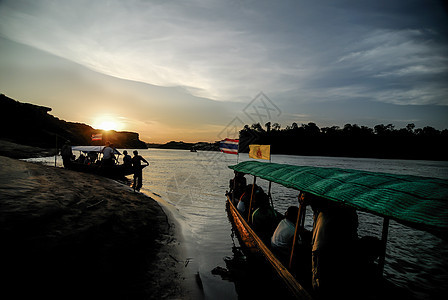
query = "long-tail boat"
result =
(66, 146, 135, 178)
(226, 161, 448, 299)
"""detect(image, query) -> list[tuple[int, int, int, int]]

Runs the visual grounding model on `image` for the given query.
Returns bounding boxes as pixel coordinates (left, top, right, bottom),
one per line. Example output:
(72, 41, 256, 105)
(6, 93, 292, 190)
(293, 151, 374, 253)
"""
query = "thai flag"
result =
(91, 133, 103, 141)
(220, 138, 239, 155)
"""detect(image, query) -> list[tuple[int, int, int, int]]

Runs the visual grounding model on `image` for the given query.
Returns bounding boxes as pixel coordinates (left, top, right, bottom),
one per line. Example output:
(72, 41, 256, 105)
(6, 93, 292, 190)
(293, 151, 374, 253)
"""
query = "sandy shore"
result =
(0, 155, 188, 299)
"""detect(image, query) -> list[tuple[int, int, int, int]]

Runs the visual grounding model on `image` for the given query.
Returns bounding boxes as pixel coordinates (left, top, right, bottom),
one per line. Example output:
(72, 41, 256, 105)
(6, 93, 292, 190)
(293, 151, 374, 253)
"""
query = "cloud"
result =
(1, 0, 277, 101)
(1, 0, 447, 109)
(295, 28, 448, 105)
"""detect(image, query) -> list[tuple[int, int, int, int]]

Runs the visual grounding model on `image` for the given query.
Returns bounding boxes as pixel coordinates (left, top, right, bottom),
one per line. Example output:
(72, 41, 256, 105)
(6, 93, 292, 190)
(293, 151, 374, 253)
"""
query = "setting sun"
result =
(92, 116, 123, 131)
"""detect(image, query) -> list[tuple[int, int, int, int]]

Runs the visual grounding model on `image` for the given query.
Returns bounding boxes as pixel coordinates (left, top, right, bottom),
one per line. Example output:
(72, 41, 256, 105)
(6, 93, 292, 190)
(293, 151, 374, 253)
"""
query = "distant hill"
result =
(148, 141, 219, 151)
(0, 94, 147, 150)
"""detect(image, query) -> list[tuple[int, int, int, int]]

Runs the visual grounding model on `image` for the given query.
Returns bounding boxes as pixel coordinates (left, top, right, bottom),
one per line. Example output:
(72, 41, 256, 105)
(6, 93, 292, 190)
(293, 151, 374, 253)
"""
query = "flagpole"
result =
(237, 141, 239, 163)
(55, 134, 58, 167)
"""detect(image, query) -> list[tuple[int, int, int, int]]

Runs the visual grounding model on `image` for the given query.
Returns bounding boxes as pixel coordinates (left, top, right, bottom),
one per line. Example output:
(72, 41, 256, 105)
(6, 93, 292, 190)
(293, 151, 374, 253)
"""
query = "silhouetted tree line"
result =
(239, 122, 448, 160)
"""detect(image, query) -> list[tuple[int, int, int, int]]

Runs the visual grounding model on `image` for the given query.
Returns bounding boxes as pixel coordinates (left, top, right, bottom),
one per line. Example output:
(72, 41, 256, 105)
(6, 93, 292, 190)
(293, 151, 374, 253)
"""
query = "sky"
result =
(1, 0, 447, 143)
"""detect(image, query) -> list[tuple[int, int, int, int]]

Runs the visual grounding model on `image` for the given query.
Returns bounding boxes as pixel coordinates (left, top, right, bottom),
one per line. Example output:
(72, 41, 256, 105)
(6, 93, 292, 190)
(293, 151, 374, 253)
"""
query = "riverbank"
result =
(0, 155, 188, 299)
(0, 139, 57, 159)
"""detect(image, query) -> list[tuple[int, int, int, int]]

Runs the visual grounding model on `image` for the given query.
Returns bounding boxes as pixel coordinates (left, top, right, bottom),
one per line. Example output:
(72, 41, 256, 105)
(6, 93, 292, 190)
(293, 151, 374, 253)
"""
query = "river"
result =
(28, 150, 448, 299)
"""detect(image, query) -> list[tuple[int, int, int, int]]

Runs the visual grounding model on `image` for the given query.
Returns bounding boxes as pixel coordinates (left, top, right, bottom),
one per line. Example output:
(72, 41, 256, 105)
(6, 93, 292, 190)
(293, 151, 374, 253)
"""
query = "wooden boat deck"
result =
(226, 195, 312, 299)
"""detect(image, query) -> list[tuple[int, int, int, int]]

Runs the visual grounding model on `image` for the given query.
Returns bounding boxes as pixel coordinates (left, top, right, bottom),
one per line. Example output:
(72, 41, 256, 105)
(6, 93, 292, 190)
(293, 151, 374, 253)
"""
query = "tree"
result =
(360, 126, 374, 136)
(272, 123, 281, 131)
(265, 122, 271, 132)
(374, 124, 386, 135)
(374, 124, 395, 135)
(251, 123, 264, 133)
(343, 124, 353, 135)
(321, 126, 340, 136)
(303, 122, 320, 135)
(386, 124, 395, 132)
(420, 126, 440, 137)
(406, 123, 415, 133)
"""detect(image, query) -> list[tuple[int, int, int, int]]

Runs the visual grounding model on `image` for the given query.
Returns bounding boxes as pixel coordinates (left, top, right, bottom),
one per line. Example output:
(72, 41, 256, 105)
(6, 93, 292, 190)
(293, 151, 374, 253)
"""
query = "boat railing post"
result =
(247, 176, 256, 223)
(268, 181, 274, 209)
(54, 134, 58, 167)
(231, 173, 236, 203)
(299, 199, 306, 228)
(289, 193, 304, 269)
(378, 217, 390, 276)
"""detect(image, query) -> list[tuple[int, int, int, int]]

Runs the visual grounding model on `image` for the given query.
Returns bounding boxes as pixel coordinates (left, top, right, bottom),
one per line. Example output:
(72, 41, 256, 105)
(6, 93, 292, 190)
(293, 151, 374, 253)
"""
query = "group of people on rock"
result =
(122, 148, 149, 191)
(102, 141, 149, 191)
(228, 171, 382, 299)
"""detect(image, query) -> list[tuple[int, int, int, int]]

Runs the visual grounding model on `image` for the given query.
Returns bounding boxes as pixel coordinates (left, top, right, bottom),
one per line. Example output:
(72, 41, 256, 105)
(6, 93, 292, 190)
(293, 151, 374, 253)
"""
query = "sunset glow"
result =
(92, 116, 123, 131)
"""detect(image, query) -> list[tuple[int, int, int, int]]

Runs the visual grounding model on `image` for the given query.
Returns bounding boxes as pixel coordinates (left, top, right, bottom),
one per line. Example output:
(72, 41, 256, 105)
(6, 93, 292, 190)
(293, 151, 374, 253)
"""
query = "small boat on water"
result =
(226, 161, 448, 299)
(65, 146, 134, 178)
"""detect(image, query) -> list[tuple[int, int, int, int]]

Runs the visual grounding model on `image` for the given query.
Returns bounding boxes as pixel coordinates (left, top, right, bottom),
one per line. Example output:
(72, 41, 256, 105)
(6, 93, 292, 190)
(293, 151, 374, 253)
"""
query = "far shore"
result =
(0, 146, 192, 299)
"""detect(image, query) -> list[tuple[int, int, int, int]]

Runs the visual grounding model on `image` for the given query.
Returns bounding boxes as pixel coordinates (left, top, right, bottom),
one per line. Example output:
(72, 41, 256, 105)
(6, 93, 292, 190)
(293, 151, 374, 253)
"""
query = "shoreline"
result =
(0, 139, 57, 159)
(143, 190, 205, 299)
(0, 155, 190, 299)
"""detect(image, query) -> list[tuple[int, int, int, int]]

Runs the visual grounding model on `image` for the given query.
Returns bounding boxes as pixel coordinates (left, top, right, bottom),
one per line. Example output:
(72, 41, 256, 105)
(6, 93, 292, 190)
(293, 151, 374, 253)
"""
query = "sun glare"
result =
(93, 116, 123, 131)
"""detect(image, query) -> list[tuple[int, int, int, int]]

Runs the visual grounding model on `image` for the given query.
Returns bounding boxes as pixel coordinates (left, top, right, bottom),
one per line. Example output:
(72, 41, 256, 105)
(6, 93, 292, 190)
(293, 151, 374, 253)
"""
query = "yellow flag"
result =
(249, 145, 270, 160)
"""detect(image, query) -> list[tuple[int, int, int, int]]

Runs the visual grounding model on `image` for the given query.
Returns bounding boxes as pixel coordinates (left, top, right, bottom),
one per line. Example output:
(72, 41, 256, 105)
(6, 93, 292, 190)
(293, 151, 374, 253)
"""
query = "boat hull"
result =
(226, 196, 312, 299)
(65, 162, 134, 179)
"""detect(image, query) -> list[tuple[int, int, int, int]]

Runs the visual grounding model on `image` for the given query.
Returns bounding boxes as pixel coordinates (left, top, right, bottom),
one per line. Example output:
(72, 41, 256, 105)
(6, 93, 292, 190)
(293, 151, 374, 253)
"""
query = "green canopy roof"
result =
(229, 161, 448, 237)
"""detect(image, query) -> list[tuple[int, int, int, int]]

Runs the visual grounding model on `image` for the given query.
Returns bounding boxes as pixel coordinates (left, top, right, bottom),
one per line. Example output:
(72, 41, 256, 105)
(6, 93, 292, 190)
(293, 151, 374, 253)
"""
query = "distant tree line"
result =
(239, 122, 448, 160)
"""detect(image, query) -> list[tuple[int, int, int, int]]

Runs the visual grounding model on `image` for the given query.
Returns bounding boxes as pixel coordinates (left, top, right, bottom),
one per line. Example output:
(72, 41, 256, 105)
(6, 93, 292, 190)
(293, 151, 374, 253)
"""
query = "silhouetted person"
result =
(252, 193, 278, 244)
(310, 194, 358, 299)
(122, 150, 132, 167)
(132, 150, 149, 191)
(61, 140, 73, 168)
(229, 171, 247, 203)
(76, 153, 86, 164)
(271, 206, 299, 262)
(102, 141, 115, 166)
(237, 184, 264, 217)
(87, 151, 98, 164)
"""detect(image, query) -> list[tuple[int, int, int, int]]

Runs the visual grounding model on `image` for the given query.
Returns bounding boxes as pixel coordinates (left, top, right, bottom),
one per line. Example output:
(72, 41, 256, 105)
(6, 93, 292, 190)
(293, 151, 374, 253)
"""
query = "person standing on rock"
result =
(61, 140, 73, 168)
(122, 150, 132, 167)
(132, 150, 149, 191)
(102, 141, 115, 166)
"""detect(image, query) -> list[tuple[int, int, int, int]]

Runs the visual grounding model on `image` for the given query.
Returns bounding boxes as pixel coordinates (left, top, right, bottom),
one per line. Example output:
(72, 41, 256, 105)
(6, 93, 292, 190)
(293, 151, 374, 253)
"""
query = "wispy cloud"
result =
(1, 0, 447, 107)
(0, 0, 277, 101)
(305, 29, 448, 105)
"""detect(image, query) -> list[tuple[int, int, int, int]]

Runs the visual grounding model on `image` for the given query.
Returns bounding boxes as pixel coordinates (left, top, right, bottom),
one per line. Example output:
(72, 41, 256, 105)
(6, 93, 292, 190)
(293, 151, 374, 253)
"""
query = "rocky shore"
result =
(0, 152, 188, 299)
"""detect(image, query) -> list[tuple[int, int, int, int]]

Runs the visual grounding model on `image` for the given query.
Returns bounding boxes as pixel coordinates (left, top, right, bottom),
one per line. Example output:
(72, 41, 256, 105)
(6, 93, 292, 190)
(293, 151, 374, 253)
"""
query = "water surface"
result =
(27, 150, 448, 299)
